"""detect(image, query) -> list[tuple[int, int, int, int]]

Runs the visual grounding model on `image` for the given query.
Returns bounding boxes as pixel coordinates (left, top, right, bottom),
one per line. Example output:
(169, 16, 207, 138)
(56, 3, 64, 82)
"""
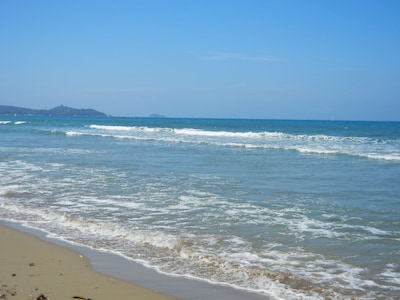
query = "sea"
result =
(0, 116, 399, 299)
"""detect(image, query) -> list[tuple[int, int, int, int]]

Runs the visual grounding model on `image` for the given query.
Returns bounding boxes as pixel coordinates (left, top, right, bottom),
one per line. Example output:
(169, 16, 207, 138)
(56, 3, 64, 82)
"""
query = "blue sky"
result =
(1, 0, 399, 120)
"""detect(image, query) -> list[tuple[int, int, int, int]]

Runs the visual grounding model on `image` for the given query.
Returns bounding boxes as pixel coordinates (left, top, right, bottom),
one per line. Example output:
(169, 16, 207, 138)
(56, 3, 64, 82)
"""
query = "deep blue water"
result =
(1, 116, 399, 299)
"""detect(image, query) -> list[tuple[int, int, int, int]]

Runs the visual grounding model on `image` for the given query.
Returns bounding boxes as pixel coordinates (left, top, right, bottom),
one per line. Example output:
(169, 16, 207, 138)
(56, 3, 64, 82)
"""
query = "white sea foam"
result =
(364, 153, 400, 161)
(0, 194, 395, 300)
(2, 118, 399, 299)
(90, 124, 172, 134)
(174, 128, 262, 138)
(380, 264, 400, 287)
(295, 146, 340, 155)
(0, 120, 27, 125)
(65, 131, 84, 136)
(79, 124, 400, 162)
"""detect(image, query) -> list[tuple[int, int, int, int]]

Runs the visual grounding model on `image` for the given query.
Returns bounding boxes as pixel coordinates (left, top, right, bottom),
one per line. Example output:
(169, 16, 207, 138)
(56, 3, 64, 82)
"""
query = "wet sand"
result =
(0, 223, 268, 300)
(0, 225, 177, 300)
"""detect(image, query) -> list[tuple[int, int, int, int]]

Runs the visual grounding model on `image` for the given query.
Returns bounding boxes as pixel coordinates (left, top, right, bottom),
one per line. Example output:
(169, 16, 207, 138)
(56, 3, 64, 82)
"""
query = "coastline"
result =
(0, 225, 177, 300)
(0, 223, 268, 300)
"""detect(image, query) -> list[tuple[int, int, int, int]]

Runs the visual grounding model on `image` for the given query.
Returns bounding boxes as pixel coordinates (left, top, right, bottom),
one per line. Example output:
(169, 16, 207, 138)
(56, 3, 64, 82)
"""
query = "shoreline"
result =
(0, 224, 177, 300)
(1, 222, 268, 300)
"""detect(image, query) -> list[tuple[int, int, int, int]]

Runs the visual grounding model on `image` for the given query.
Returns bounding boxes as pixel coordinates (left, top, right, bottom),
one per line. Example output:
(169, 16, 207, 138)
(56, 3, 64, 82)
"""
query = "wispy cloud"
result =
(202, 52, 282, 62)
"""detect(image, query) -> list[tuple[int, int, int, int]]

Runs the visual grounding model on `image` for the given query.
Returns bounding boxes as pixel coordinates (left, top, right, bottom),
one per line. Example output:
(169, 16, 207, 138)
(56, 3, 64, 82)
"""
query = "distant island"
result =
(0, 105, 107, 117)
(148, 113, 166, 118)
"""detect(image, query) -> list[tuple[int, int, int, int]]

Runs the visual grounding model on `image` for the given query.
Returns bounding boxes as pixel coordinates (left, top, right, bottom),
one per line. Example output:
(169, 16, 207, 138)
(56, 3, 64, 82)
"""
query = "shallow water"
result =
(1, 116, 399, 299)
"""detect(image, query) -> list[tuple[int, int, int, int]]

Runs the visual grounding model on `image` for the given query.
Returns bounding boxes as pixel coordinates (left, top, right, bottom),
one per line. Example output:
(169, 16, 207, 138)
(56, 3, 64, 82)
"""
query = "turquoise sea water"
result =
(1, 116, 399, 299)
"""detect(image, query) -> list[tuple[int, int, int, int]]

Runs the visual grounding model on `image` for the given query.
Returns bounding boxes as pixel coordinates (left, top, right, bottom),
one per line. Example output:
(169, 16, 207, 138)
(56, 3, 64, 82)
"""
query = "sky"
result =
(0, 0, 399, 121)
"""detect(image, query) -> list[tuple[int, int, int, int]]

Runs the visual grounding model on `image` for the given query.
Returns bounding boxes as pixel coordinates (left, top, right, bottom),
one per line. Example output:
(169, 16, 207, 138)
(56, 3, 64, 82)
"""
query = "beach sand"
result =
(0, 225, 177, 300)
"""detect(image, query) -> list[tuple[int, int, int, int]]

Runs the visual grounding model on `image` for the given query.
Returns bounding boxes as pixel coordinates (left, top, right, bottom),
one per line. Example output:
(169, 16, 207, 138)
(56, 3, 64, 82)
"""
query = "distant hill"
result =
(0, 105, 107, 117)
(148, 113, 166, 118)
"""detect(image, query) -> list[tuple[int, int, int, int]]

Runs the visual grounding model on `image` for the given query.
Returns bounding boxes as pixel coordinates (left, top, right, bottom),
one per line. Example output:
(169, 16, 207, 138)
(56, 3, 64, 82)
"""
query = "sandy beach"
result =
(0, 225, 177, 300)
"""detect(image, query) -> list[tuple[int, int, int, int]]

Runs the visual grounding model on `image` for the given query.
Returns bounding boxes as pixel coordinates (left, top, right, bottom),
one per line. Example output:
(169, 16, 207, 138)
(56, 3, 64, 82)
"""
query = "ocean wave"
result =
(66, 131, 84, 136)
(87, 124, 385, 143)
(1, 158, 398, 299)
(295, 147, 400, 161)
(0, 201, 381, 300)
(89, 124, 339, 141)
(90, 124, 173, 134)
(2, 117, 400, 299)
(64, 124, 400, 162)
(0, 120, 27, 125)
